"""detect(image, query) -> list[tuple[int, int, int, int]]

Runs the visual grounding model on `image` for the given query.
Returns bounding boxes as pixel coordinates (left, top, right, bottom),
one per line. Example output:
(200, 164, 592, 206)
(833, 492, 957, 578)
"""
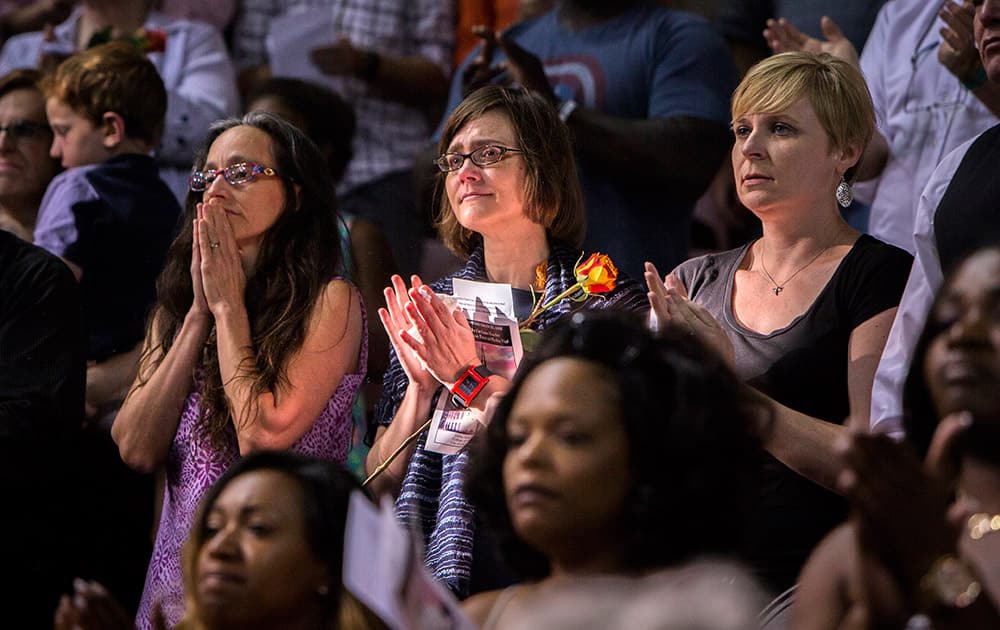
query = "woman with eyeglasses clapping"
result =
(111, 112, 365, 629)
(366, 85, 647, 598)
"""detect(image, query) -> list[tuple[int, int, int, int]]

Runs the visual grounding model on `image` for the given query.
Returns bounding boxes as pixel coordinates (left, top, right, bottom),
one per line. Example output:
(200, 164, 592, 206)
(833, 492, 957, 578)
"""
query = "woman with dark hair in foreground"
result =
(462, 312, 767, 627)
(56, 451, 385, 630)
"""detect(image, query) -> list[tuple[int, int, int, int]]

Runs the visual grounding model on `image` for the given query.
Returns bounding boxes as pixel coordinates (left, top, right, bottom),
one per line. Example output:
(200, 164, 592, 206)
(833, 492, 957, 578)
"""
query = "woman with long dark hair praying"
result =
(111, 112, 365, 628)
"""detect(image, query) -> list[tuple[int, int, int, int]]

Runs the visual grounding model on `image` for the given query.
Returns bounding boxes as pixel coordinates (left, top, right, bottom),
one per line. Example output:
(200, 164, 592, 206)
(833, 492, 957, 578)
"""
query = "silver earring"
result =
(317, 584, 330, 597)
(836, 177, 853, 208)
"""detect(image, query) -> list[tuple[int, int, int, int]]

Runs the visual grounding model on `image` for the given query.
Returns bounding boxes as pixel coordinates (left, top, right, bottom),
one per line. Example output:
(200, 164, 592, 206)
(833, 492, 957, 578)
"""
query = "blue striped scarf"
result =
(373, 242, 648, 595)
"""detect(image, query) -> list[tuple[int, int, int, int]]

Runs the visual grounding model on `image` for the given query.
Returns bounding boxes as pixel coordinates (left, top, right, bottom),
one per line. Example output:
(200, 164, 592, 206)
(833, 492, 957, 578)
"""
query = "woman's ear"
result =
(100, 111, 127, 149)
(836, 142, 864, 177)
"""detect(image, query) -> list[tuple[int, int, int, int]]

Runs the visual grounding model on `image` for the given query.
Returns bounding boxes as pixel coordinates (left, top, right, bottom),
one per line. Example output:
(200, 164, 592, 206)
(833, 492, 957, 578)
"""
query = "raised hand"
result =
(53, 579, 136, 630)
(835, 416, 971, 600)
(764, 16, 859, 67)
(496, 33, 557, 102)
(460, 26, 509, 97)
(378, 274, 438, 392)
(644, 262, 735, 367)
(197, 201, 247, 317)
(398, 283, 480, 389)
(937, 1, 981, 83)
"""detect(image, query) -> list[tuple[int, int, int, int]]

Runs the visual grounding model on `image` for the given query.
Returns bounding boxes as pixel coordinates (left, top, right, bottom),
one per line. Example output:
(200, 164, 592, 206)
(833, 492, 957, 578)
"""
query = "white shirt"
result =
(0, 9, 240, 201)
(856, 0, 997, 253)
(868, 134, 973, 436)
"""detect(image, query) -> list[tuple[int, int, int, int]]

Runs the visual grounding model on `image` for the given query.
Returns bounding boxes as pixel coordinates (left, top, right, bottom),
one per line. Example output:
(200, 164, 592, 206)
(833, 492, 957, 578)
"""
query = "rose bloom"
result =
(576, 253, 617, 295)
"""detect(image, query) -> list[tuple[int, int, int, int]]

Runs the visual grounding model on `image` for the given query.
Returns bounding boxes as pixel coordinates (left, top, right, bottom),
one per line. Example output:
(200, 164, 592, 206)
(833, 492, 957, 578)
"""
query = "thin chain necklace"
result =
(758, 236, 836, 296)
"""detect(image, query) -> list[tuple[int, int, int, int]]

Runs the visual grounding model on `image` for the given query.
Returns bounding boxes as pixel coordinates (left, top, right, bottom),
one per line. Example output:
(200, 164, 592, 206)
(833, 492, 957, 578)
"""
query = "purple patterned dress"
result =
(136, 321, 367, 629)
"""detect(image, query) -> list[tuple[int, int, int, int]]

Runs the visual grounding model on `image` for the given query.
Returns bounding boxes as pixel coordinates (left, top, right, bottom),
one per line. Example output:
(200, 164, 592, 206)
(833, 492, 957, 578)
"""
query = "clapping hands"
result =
(644, 262, 735, 368)
(937, 1, 982, 84)
(763, 16, 860, 68)
(378, 275, 480, 392)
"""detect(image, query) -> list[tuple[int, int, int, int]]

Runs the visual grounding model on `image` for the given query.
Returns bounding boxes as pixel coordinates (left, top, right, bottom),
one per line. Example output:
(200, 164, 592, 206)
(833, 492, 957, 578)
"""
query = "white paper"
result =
(265, 7, 336, 85)
(342, 492, 475, 630)
(425, 279, 524, 455)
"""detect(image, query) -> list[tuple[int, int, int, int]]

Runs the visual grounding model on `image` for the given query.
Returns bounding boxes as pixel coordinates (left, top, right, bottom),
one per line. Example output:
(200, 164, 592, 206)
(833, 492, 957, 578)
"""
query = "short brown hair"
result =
(0, 68, 43, 100)
(435, 85, 585, 258)
(732, 52, 875, 181)
(42, 41, 167, 145)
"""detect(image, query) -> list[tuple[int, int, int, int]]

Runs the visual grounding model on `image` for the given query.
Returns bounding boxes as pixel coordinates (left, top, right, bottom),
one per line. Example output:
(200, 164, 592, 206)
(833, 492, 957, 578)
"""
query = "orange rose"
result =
(575, 253, 617, 295)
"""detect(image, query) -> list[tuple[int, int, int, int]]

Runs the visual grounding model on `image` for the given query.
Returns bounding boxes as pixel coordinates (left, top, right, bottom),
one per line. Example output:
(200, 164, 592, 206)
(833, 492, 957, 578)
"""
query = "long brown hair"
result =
(134, 113, 342, 449)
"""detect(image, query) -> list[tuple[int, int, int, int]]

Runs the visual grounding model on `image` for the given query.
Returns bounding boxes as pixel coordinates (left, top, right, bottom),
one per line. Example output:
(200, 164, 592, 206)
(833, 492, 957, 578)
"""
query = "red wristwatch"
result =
(450, 365, 490, 408)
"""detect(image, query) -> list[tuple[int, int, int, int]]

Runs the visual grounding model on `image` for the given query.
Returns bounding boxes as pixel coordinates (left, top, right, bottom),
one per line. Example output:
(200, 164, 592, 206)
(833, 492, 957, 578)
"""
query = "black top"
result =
(675, 234, 913, 593)
(935, 123, 1000, 275)
(0, 232, 85, 618)
(64, 154, 181, 361)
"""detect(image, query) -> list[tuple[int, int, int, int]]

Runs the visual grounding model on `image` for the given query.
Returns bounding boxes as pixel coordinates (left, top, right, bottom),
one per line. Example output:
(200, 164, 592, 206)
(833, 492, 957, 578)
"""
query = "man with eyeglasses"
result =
(0, 68, 57, 241)
(870, 0, 1000, 438)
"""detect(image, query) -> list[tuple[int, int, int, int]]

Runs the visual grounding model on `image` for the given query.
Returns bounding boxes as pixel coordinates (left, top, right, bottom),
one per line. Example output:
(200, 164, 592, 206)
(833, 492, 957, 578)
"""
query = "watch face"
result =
(457, 378, 478, 396)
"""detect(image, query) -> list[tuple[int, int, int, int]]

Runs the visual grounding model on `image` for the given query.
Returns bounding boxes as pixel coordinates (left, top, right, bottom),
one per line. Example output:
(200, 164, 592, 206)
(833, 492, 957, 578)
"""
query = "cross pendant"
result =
(772, 286, 783, 295)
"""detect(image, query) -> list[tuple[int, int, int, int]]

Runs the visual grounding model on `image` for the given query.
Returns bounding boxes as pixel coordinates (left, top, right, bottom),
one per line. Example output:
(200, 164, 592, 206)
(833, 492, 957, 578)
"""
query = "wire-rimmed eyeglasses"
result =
(434, 145, 524, 172)
(189, 162, 281, 192)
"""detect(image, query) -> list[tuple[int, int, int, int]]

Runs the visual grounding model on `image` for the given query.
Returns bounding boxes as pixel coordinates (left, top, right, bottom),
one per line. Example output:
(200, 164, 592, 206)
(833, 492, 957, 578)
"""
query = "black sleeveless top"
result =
(935, 123, 1000, 274)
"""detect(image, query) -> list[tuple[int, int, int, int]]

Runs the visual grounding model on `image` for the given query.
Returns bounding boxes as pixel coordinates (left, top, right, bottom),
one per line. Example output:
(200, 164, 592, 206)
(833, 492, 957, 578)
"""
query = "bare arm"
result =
(492, 33, 730, 199)
(112, 310, 211, 473)
(310, 39, 450, 113)
(565, 112, 731, 202)
(792, 525, 856, 630)
(86, 343, 143, 418)
(365, 383, 437, 499)
(648, 266, 898, 491)
(761, 308, 898, 490)
(855, 131, 889, 182)
(215, 279, 363, 454)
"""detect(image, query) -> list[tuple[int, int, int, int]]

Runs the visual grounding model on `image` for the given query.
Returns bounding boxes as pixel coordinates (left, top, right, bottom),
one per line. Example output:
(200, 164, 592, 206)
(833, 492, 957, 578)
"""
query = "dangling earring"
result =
(836, 176, 853, 208)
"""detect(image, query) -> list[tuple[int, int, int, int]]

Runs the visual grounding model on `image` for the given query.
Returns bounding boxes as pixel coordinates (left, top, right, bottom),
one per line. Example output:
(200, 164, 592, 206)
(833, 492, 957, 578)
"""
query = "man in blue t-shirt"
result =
(441, 0, 736, 277)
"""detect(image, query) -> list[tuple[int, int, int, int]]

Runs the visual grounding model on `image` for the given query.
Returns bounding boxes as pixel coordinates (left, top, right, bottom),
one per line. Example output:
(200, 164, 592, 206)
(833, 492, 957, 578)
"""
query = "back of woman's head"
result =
(467, 312, 767, 579)
(246, 78, 356, 184)
(183, 451, 363, 626)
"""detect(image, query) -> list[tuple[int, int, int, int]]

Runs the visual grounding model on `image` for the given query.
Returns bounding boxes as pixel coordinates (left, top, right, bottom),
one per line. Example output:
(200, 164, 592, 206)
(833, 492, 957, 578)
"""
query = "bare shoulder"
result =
(303, 278, 363, 354)
(462, 589, 506, 627)
(312, 278, 362, 321)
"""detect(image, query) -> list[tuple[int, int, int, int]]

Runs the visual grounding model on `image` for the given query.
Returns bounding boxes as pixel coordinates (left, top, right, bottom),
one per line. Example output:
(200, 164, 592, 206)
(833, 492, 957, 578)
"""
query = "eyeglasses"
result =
(189, 162, 281, 191)
(434, 145, 523, 172)
(0, 121, 52, 143)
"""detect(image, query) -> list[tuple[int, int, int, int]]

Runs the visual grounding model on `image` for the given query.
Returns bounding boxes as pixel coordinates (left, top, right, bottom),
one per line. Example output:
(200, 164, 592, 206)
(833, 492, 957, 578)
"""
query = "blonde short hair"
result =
(732, 52, 875, 181)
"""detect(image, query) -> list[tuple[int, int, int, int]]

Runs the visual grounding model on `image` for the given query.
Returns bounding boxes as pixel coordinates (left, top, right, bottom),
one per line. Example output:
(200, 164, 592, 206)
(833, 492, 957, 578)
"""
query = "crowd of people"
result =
(1, 0, 999, 628)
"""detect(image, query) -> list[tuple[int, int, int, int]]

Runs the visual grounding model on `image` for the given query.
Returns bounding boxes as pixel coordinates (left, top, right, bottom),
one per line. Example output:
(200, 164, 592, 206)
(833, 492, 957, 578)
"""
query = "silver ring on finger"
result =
(210, 241, 221, 249)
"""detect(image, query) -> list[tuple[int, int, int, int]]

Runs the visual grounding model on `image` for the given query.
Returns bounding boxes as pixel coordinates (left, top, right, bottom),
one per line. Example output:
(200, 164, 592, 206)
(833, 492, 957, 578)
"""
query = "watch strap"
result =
(450, 365, 490, 409)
